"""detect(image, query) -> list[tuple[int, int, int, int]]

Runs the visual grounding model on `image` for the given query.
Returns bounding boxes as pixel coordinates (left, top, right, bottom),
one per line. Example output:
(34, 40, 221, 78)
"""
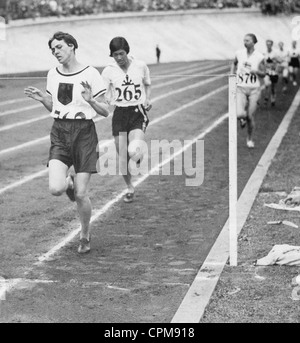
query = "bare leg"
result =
(114, 133, 134, 194)
(128, 129, 145, 163)
(74, 172, 92, 240)
(48, 159, 71, 196)
(247, 89, 260, 146)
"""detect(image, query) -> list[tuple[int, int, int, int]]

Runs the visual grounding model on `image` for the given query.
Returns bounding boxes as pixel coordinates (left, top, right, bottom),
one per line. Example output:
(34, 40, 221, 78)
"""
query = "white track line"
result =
(0, 169, 49, 196)
(0, 68, 227, 151)
(0, 98, 31, 106)
(153, 61, 213, 76)
(0, 85, 228, 195)
(0, 136, 49, 157)
(0, 114, 48, 132)
(37, 111, 229, 264)
(171, 88, 300, 324)
(153, 65, 227, 89)
(0, 278, 56, 300)
(0, 104, 42, 118)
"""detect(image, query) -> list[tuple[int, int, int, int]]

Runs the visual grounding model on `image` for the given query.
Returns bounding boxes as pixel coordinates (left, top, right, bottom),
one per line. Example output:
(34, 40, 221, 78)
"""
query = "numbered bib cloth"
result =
(102, 56, 151, 107)
(235, 49, 264, 89)
(46, 66, 106, 120)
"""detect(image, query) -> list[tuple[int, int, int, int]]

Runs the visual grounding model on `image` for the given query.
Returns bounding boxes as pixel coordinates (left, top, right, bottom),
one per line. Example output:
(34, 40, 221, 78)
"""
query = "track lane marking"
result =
(171, 88, 300, 323)
(36, 110, 228, 264)
(0, 85, 228, 195)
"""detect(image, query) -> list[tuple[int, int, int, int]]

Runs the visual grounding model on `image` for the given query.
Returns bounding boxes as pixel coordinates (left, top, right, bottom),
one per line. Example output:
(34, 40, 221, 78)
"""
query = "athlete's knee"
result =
(237, 109, 247, 119)
(74, 189, 89, 202)
(49, 185, 65, 196)
(128, 140, 144, 162)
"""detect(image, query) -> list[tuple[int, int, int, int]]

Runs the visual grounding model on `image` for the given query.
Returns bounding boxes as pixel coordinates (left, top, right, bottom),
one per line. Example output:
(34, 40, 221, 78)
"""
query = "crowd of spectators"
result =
(0, 0, 258, 21)
(261, 0, 300, 15)
(1, 0, 299, 21)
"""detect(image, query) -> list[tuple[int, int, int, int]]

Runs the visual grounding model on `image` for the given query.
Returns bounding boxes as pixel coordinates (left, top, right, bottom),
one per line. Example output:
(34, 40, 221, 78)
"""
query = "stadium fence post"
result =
(228, 74, 237, 266)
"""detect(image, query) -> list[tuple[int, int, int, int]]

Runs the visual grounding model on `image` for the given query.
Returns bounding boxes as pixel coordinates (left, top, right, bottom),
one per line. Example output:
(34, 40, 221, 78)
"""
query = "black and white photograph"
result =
(1, 0, 300, 325)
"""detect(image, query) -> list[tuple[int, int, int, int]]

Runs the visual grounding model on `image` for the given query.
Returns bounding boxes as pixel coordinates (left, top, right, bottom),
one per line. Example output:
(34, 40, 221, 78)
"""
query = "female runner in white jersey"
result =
(288, 40, 300, 86)
(231, 33, 266, 148)
(102, 37, 152, 203)
(263, 39, 280, 107)
(24, 32, 109, 254)
(277, 41, 289, 93)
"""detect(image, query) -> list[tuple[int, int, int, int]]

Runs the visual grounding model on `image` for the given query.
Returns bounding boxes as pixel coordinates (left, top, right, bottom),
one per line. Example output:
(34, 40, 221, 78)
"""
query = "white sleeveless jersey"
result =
(264, 49, 279, 75)
(277, 49, 289, 67)
(289, 47, 300, 59)
(46, 66, 106, 120)
(101, 56, 151, 107)
(235, 48, 264, 88)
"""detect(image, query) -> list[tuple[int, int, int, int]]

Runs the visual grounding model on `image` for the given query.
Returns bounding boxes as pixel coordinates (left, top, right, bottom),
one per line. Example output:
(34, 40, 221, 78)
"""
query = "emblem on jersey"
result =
(122, 75, 134, 86)
(244, 62, 252, 69)
(57, 83, 74, 105)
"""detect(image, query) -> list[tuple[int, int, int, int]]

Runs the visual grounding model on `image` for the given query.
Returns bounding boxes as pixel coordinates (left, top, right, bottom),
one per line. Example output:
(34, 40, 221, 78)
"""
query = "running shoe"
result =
(66, 175, 75, 202)
(78, 237, 91, 254)
(247, 139, 255, 149)
(239, 118, 246, 129)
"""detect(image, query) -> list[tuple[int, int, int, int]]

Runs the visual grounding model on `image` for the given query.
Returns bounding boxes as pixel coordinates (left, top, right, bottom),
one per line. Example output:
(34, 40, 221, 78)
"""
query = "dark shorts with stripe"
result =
(289, 57, 300, 68)
(49, 118, 99, 174)
(112, 105, 149, 137)
(267, 73, 279, 84)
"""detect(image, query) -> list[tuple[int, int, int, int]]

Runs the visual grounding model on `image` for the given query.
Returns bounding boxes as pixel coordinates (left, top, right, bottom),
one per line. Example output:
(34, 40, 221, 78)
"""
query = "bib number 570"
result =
(116, 84, 142, 102)
(238, 72, 257, 84)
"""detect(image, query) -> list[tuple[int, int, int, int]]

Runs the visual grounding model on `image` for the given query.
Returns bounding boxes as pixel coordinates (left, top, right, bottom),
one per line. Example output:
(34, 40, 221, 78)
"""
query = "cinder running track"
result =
(0, 60, 298, 323)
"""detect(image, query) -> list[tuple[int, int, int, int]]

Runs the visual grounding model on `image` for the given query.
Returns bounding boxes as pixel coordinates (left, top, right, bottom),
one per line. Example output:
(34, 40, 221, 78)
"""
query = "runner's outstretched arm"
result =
(24, 86, 53, 112)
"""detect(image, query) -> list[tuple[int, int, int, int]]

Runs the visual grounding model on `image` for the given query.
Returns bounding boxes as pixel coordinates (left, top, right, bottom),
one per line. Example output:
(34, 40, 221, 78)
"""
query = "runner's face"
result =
(112, 49, 129, 67)
(243, 36, 254, 49)
(266, 41, 273, 51)
(50, 39, 74, 64)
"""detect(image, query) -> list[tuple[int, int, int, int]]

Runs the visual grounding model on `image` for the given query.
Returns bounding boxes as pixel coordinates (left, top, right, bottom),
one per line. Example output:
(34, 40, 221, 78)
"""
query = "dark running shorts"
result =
(112, 105, 149, 137)
(269, 74, 279, 84)
(49, 118, 99, 173)
(289, 57, 300, 68)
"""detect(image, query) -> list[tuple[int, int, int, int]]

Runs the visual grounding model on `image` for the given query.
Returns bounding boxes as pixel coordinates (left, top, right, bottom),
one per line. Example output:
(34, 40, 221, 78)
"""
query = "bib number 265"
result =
(116, 84, 142, 102)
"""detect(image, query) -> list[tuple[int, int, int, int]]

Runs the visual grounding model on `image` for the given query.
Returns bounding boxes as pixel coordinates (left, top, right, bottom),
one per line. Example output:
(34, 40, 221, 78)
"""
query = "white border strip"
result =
(171, 89, 300, 323)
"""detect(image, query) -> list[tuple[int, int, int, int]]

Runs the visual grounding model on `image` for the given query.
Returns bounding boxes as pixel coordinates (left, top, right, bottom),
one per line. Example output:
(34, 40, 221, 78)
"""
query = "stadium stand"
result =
(0, 0, 299, 22)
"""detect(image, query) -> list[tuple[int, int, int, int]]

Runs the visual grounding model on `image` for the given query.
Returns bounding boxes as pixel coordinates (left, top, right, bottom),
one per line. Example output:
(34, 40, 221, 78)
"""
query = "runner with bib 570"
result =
(231, 33, 266, 149)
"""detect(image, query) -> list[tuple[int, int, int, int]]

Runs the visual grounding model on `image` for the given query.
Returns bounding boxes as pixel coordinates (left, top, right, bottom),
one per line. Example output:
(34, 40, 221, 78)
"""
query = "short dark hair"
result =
(246, 33, 258, 44)
(48, 32, 78, 51)
(109, 37, 130, 57)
